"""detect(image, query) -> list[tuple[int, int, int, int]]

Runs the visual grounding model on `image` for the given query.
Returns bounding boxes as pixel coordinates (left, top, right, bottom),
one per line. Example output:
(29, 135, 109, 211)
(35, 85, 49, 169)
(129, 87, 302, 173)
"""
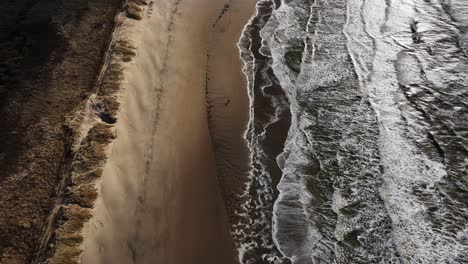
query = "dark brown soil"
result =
(0, 0, 121, 263)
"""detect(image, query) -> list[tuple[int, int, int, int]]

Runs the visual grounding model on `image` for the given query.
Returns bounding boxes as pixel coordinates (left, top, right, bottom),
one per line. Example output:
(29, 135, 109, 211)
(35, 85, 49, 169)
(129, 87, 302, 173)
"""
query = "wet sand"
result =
(80, 0, 254, 263)
(206, 0, 257, 233)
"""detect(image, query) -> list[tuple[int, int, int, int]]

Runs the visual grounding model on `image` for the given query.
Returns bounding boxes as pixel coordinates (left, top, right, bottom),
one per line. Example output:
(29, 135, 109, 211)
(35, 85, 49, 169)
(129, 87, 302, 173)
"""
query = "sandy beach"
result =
(206, 0, 256, 235)
(80, 0, 254, 263)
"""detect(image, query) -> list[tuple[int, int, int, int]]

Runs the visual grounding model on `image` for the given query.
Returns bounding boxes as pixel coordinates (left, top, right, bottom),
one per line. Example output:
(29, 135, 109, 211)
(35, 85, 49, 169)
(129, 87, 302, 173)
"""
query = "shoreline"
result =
(206, 0, 256, 236)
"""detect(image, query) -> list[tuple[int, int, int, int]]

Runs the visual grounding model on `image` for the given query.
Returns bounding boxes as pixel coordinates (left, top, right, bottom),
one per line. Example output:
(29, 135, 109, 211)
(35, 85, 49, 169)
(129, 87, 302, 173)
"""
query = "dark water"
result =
(238, 0, 468, 263)
(236, 1, 291, 263)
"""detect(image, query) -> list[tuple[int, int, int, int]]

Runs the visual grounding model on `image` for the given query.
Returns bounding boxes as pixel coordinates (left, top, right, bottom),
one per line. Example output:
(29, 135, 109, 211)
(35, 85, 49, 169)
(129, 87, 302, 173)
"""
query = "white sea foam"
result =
(239, 0, 468, 262)
(271, 0, 468, 262)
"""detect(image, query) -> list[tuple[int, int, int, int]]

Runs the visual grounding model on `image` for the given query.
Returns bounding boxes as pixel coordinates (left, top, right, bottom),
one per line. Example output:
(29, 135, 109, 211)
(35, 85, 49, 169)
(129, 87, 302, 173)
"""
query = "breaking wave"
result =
(237, 0, 468, 263)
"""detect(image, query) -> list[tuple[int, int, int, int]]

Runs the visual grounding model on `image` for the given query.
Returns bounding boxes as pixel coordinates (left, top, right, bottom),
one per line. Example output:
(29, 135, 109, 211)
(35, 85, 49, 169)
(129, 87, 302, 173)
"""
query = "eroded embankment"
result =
(0, 0, 121, 263)
(29, 1, 144, 263)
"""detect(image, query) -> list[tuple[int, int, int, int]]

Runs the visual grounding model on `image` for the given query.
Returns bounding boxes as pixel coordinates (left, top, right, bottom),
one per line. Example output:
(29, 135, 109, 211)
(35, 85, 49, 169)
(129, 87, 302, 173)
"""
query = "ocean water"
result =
(237, 0, 468, 263)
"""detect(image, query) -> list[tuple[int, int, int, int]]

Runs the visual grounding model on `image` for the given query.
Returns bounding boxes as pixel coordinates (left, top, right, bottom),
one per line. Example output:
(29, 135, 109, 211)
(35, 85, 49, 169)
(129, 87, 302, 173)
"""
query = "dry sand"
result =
(80, 0, 254, 263)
